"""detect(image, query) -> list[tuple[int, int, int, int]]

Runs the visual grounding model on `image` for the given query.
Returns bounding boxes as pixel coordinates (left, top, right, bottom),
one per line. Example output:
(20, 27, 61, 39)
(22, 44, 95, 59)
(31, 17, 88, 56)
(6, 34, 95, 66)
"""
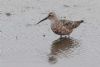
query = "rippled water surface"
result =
(0, 0, 100, 67)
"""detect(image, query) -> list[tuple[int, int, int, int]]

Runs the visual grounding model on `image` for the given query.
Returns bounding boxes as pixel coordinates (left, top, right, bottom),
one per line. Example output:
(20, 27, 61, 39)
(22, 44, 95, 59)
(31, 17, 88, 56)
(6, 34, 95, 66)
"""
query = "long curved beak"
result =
(36, 16, 49, 24)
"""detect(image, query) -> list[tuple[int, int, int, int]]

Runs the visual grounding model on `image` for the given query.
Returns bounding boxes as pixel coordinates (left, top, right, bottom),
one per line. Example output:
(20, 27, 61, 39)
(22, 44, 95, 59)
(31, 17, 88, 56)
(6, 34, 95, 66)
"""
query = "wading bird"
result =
(37, 12, 84, 38)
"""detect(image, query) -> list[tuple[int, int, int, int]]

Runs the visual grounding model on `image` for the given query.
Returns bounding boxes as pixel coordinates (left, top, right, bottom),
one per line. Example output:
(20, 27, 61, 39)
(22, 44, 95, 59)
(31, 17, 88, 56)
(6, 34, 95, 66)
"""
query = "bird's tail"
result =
(80, 20, 84, 23)
(72, 20, 84, 29)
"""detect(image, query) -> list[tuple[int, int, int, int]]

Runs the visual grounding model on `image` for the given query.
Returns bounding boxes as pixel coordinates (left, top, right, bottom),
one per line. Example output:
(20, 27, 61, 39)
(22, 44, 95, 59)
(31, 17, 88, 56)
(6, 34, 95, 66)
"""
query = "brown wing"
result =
(72, 20, 83, 29)
(60, 19, 73, 28)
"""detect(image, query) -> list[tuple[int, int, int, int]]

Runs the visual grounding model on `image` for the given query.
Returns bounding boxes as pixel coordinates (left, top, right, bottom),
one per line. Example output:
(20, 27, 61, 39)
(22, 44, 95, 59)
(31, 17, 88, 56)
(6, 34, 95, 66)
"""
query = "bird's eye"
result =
(49, 14, 53, 16)
(49, 14, 52, 16)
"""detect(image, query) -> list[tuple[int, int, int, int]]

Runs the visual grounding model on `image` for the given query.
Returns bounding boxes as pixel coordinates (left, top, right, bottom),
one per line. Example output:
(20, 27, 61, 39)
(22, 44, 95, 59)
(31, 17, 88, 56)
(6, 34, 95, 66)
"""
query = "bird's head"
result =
(36, 12, 56, 24)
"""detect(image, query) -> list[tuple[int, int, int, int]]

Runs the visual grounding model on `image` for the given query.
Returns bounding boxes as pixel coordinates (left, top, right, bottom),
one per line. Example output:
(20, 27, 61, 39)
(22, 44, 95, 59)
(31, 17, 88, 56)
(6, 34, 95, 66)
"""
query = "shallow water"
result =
(0, 0, 100, 67)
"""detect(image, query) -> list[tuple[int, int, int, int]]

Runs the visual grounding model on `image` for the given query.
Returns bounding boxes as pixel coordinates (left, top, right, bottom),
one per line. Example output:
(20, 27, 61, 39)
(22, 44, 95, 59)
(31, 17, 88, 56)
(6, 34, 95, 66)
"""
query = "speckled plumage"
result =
(37, 12, 84, 37)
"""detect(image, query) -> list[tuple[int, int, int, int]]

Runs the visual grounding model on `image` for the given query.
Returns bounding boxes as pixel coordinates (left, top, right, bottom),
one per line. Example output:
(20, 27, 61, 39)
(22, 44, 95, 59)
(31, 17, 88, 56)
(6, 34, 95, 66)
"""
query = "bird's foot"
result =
(65, 35, 70, 38)
(60, 35, 64, 40)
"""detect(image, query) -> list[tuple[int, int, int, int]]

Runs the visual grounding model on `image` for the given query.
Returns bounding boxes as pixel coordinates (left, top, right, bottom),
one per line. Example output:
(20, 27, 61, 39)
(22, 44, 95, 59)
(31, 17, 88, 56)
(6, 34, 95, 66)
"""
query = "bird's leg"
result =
(65, 35, 70, 38)
(65, 36, 67, 38)
(67, 35, 70, 38)
(60, 35, 62, 38)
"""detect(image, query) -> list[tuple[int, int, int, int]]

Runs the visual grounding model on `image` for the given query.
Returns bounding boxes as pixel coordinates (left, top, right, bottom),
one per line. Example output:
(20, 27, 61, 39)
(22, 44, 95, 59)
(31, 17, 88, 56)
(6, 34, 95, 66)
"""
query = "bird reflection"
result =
(48, 37, 79, 64)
